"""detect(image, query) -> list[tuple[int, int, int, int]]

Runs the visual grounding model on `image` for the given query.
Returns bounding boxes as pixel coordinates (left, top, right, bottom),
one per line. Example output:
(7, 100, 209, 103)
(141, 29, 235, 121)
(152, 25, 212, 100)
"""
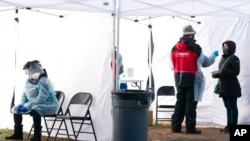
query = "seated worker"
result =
(6, 60, 59, 141)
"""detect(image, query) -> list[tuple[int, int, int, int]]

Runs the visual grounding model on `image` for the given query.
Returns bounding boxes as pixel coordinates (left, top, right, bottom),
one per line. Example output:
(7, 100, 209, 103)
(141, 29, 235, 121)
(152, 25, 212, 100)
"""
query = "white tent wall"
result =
(0, 9, 17, 130)
(119, 18, 149, 85)
(0, 10, 114, 141)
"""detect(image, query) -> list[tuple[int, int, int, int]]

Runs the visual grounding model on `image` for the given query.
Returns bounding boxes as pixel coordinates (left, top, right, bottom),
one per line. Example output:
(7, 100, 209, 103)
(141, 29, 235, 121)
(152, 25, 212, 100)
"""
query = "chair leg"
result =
(91, 121, 97, 141)
(46, 118, 57, 141)
(53, 119, 63, 141)
(43, 117, 49, 136)
(66, 115, 97, 141)
(63, 119, 70, 139)
(27, 124, 34, 139)
(156, 109, 158, 126)
(89, 114, 97, 141)
(70, 119, 78, 140)
(53, 119, 70, 141)
(43, 117, 59, 141)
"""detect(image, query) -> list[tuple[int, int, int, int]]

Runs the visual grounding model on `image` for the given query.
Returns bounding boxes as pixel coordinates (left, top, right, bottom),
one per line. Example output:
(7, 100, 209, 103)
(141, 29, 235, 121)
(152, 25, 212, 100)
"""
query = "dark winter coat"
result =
(217, 41, 241, 97)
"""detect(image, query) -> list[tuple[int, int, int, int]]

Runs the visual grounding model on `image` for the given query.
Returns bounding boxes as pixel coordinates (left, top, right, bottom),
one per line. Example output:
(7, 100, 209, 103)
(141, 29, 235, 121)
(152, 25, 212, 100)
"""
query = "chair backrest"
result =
(157, 86, 175, 96)
(155, 86, 176, 125)
(65, 92, 93, 116)
(55, 90, 65, 115)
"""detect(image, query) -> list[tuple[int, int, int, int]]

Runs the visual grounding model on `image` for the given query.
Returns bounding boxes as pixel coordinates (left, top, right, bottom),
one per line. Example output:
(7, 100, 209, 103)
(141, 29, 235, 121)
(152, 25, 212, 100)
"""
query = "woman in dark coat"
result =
(212, 40, 241, 133)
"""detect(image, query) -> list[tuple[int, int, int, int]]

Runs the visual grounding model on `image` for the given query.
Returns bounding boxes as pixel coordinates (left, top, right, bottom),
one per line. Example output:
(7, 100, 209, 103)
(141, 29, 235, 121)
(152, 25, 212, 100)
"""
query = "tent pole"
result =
(148, 27, 152, 90)
(112, 14, 116, 90)
(113, 0, 120, 90)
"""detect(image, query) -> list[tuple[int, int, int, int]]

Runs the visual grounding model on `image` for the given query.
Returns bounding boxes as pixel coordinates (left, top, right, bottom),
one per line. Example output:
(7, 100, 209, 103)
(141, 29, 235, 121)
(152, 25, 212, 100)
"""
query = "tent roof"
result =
(1, 0, 250, 17)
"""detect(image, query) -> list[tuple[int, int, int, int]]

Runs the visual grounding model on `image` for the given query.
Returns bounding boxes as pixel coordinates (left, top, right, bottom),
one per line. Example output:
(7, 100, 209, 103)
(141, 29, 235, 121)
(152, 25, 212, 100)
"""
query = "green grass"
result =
(0, 128, 74, 141)
(0, 128, 28, 140)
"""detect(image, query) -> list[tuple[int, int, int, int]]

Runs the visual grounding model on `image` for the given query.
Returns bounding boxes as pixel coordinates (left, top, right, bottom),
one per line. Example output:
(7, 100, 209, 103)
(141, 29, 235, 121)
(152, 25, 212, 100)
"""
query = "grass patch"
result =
(0, 128, 28, 140)
(0, 128, 74, 141)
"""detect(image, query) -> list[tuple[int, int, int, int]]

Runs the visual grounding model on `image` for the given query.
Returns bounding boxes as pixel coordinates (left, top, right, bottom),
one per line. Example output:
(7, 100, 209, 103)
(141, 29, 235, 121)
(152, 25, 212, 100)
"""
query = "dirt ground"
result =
(42, 122, 229, 141)
(148, 122, 230, 141)
(1, 121, 230, 141)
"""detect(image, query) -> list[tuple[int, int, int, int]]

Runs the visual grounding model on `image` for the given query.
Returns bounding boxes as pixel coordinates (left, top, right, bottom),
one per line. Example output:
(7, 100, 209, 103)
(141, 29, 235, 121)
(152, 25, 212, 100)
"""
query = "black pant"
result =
(171, 87, 198, 131)
(222, 97, 238, 126)
(14, 110, 41, 127)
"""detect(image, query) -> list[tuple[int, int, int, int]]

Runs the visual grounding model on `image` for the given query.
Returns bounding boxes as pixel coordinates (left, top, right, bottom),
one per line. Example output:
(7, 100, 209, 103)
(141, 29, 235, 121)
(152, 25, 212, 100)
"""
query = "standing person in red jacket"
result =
(170, 25, 219, 134)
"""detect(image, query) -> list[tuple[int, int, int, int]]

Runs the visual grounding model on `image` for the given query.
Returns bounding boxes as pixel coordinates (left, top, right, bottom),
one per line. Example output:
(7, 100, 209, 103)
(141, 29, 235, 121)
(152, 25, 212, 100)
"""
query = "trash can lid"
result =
(111, 89, 152, 100)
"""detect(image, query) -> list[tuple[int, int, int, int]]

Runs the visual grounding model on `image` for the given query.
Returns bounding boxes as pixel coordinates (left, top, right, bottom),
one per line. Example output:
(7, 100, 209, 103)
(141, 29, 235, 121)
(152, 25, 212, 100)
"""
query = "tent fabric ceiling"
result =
(1, 0, 250, 16)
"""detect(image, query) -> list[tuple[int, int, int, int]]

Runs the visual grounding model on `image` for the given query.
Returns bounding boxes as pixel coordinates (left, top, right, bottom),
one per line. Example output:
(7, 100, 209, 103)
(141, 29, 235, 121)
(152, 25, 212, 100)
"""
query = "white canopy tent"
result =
(1, 0, 250, 16)
(0, 1, 250, 141)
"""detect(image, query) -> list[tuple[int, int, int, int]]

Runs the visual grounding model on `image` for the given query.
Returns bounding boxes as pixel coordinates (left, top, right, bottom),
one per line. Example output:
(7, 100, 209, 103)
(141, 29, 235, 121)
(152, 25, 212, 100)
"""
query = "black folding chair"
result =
(155, 86, 176, 126)
(27, 90, 65, 141)
(52, 92, 97, 141)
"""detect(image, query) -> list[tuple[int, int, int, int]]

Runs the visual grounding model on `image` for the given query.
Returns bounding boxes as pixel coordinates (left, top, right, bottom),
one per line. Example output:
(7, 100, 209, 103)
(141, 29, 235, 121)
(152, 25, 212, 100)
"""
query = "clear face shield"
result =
(25, 62, 44, 80)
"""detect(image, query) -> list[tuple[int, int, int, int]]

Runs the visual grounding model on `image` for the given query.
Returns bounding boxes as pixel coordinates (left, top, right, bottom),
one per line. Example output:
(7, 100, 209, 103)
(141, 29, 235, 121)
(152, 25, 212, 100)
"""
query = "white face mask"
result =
(29, 72, 40, 80)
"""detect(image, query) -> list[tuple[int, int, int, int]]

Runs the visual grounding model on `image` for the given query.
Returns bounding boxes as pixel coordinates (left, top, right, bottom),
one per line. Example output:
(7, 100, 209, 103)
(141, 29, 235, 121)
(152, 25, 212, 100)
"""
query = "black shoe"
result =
(29, 136, 41, 141)
(5, 125, 23, 140)
(221, 128, 229, 133)
(220, 128, 225, 132)
(186, 129, 202, 134)
(172, 130, 182, 133)
(5, 134, 23, 140)
(220, 126, 229, 133)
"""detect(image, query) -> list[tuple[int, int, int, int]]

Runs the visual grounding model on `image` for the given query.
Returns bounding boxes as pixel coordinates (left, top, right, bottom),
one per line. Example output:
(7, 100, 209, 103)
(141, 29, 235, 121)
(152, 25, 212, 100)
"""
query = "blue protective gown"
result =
(12, 77, 59, 116)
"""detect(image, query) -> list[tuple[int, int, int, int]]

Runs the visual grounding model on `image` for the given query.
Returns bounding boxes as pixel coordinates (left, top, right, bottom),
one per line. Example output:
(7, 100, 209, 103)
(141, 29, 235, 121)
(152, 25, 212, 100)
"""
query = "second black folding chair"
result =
(51, 92, 97, 141)
(155, 86, 176, 126)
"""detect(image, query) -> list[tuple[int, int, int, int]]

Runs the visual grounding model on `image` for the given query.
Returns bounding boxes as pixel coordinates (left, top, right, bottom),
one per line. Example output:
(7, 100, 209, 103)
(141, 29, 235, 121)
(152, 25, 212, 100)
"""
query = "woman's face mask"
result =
(28, 72, 40, 80)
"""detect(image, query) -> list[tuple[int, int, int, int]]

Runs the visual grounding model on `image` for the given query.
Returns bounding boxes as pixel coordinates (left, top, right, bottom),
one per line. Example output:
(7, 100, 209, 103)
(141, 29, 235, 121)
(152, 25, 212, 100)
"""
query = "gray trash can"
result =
(111, 90, 152, 141)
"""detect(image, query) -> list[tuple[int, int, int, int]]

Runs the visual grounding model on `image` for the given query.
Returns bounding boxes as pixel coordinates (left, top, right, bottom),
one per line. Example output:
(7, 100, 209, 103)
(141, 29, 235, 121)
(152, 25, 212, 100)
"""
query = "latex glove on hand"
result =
(213, 50, 219, 57)
(17, 104, 28, 112)
(17, 104, 23, 110)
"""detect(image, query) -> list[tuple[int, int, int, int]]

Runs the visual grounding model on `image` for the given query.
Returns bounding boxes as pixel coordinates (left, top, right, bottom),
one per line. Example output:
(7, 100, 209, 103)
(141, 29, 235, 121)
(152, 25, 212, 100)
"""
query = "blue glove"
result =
(17, 104, 28, 112)
(20, 106, 28, 112)
(213, 50, 219, 57)
(17, 104, 23, 110)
